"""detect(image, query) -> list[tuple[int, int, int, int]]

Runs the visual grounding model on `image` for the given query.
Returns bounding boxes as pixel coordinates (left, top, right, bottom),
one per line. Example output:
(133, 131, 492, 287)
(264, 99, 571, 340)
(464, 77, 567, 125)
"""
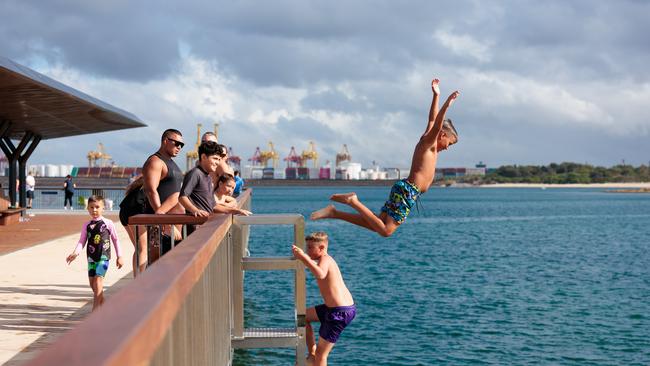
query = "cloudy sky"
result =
(2, 0, 649, 169)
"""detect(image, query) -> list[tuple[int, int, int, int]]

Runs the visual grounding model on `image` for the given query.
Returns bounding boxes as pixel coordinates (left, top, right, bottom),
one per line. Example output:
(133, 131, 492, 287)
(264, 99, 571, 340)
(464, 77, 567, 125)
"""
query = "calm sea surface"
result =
(233, 187, 650, 365)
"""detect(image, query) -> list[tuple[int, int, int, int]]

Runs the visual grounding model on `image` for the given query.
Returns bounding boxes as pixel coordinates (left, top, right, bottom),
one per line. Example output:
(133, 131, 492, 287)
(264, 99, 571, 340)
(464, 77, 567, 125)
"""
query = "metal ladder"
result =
(230, 214, 307, 366)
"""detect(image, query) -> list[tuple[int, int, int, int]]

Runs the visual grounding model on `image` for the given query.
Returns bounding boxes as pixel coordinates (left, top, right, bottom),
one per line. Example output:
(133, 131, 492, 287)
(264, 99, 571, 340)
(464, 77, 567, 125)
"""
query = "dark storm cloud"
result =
(3, 0, 648, 85)
(4, 0, 649, 167)
(0, 0, 180, 80)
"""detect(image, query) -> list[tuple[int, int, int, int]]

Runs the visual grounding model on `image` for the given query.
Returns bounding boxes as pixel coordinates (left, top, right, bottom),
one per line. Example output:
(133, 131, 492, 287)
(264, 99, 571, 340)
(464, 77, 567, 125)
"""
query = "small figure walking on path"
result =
(66, 195, 124, 310)
(63, 175, 75, 210)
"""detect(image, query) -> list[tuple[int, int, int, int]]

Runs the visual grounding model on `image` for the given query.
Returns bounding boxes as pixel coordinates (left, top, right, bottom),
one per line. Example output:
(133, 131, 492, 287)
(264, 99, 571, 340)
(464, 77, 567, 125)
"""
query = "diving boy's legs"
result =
(311, 194, 399, 237)
(331, 193, 398, 237)
(311, 205, 375, 231)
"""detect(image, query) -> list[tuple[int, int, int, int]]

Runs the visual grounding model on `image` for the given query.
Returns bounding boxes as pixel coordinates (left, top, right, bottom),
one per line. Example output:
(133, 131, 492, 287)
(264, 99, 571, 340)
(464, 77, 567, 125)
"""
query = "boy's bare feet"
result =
(310, 204, 336, 220)
(431, 78, 440, 95)
(330, 192, 357, 205)
(446, 90, 460, 106)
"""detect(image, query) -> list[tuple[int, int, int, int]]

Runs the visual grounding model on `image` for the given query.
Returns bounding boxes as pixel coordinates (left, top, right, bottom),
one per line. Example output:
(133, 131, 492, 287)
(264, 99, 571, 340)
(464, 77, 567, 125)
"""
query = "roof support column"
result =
(18, 131, 40, 207)
(0, 120, 15, 206)
(0, 123, 30, 208)
(18, 133, 41, 209)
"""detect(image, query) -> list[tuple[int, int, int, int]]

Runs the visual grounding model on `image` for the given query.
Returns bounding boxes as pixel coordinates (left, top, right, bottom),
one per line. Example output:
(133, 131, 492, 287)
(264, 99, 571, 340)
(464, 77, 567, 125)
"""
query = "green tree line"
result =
(462, 162, 650, 184)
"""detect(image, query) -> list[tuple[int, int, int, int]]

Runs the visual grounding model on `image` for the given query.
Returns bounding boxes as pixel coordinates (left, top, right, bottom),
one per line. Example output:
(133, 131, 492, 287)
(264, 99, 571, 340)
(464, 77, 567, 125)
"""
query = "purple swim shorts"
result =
(315, 304, 356, 344)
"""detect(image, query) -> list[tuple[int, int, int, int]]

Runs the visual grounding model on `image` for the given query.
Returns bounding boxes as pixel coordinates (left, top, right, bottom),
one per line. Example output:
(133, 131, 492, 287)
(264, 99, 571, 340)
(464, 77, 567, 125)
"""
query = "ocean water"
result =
(233, 187, 650, 365)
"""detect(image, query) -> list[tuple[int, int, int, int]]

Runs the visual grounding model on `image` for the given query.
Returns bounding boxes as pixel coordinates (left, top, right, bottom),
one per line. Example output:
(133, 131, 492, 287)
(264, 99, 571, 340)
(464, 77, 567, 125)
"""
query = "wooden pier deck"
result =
(0, 212, 133, 365)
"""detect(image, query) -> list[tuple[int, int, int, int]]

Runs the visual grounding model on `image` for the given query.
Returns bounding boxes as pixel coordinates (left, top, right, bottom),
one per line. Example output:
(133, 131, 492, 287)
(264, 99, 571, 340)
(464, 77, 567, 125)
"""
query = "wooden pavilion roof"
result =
(0, 56, 145, 140)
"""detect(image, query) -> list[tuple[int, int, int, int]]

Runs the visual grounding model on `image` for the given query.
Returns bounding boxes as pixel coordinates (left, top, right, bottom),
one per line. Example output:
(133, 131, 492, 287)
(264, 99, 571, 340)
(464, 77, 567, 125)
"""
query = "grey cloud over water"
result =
(1, 0, 649, 167)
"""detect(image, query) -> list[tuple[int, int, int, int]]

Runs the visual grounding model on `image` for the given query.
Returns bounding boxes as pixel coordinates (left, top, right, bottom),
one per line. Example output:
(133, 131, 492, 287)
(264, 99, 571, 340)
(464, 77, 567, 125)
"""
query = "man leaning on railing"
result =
(179, 141, 228, 235)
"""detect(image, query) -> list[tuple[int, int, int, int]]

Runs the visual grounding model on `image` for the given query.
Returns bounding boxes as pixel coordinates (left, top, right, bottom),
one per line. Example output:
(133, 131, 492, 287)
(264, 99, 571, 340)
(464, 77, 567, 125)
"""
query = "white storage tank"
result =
(45, 164, 60, 177)
(386, 168, 400, 180)
(242, 165, 255, 179)
(59, 164, 73, 177)
(339, 162, 362, 180)
(29, 164, 46, 177)
(359, 170, 368, 180)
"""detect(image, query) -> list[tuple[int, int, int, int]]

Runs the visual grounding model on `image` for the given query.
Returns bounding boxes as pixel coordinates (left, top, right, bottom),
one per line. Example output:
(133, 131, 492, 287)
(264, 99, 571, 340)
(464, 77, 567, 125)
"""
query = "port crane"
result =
(249, 141, 279, 168)
(87, 142, 112, 167)
(227, 147, 241, 170)
(186, 123, 202, 170)
(284, 146, 303, 167)
(301, 141, 318, 168)
(336, 144, 352, 167)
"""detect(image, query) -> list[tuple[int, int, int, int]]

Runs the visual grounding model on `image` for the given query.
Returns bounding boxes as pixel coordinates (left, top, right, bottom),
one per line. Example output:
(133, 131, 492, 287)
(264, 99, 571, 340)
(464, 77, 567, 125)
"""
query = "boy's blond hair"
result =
(442, 118, 458, 145)
(305, 231, 328, 243)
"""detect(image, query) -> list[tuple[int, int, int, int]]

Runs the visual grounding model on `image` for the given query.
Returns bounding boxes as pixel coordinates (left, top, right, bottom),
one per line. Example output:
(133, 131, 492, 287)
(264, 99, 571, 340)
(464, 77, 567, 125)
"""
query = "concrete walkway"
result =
(0, 224, 134, 365)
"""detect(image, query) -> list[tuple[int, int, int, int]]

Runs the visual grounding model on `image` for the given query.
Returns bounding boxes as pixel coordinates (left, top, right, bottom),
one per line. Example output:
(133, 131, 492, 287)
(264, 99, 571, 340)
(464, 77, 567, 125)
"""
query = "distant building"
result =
(335, 162, 362, 180)
(435, 165, 487, 179)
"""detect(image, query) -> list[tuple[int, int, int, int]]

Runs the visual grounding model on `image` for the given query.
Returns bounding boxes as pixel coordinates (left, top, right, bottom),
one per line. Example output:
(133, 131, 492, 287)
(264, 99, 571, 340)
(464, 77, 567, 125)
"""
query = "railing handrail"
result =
(128, 213, 209, 225)
(25, 189, 253, 366)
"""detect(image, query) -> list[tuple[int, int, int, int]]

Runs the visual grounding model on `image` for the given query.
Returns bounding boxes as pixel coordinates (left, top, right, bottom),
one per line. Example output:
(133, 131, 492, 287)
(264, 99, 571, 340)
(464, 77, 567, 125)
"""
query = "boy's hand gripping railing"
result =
(230, 214, 307, 366)
(128, 214, 208, 274)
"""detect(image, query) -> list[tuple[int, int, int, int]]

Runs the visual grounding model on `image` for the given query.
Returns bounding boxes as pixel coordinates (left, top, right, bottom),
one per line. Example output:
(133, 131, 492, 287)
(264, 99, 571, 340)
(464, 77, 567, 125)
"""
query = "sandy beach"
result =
(478, 182, 650, 189)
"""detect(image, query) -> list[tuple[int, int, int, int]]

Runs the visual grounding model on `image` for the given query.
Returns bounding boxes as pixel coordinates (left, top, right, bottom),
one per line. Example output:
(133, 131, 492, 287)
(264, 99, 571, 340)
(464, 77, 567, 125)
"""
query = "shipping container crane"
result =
(301, 141, 319, 168)
(186, 123, 202, 171)
(227, 146, 241, 170)
(336, 144, 352, 167)
(284, 146, 303, 167)
(87, 142, 112, 167)
(249, 141, 279, 168)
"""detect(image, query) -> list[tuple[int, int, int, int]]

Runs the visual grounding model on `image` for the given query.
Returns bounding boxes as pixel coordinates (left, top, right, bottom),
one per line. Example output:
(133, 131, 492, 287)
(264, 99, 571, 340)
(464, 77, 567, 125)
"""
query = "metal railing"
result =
(7, 187, 127, 210)
(231, 214, 307, 366)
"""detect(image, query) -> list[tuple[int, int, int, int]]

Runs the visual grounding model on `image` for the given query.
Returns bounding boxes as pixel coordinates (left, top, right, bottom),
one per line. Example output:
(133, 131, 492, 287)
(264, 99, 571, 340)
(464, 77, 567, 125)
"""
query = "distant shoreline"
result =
(478, 182, 650, 189)
(3, 176, 649, 190)
(246, 180, 650, 189)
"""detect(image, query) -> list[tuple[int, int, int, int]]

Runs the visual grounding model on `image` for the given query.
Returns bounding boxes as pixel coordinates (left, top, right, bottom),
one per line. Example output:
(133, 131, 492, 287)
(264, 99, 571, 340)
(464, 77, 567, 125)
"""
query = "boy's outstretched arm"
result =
(421, 90, 460, 146)
(422, 78, 441, 137)
(292, 245, 329, 280)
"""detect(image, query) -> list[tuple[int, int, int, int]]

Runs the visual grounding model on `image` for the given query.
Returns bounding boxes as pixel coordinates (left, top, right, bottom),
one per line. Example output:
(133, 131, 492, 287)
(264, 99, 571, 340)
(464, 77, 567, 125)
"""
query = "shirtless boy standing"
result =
(311, 78, 460, 237)
(292, 232, 355, 366)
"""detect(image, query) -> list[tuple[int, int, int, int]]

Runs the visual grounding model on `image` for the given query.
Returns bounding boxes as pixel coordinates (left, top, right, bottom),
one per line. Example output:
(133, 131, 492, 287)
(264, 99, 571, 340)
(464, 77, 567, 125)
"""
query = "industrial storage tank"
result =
(337, 162, 362, 180)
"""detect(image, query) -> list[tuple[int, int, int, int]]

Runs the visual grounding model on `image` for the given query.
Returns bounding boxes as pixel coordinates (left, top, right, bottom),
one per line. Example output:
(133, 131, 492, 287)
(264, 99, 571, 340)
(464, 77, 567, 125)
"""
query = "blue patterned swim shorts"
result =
(88, 255, 110, 277)
(380, 179, 421, 224)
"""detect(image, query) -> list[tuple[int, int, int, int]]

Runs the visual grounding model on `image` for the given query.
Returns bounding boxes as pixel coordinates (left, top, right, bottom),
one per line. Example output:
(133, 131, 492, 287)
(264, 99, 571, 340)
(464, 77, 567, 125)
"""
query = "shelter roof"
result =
(0, 56, 146, 140)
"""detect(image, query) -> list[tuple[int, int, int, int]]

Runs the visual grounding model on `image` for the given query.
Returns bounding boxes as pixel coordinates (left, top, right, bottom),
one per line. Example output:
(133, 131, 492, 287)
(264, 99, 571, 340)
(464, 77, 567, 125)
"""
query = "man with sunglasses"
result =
(142, 129, 186, 258)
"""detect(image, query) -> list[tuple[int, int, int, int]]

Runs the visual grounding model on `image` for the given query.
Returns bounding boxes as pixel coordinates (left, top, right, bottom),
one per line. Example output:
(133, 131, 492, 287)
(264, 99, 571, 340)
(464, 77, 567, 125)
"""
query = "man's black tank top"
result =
(145, 152, 183, 209)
